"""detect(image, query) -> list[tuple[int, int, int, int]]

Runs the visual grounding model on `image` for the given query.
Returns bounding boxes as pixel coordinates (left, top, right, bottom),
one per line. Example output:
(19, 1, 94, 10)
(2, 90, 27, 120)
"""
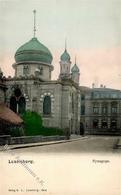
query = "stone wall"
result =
(0, 135, 66, 145)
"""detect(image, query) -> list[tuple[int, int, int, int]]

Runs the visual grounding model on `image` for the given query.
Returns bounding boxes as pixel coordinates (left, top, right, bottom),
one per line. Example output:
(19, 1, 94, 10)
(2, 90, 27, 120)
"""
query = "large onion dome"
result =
(15, 37, 53, 64)
(60, 49, 70, 62)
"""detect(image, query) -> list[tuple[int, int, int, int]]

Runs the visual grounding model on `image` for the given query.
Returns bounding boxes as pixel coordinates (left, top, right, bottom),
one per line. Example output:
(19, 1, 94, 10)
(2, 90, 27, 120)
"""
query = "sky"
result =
(0, 0, 121, 89)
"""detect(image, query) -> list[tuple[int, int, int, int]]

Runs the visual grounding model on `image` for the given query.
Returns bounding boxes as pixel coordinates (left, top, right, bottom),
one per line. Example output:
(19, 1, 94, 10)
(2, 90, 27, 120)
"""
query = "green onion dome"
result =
(60, 49, 70, 62)
(15, 37, 53, 64)
(71, 63, 80, 73)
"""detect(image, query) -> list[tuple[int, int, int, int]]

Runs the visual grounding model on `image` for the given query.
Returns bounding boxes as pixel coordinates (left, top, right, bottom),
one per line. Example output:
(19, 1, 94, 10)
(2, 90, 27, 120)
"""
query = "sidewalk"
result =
(0, 135, 88, 151)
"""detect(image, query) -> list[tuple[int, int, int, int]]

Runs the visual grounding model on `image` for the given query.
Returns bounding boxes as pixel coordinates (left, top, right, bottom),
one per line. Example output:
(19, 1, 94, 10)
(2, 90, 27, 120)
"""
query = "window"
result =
(39, 67, 43, 75)
(93, 107, 99, 114)
(43, 96, 51, 115)
(102, 106, 107, 114)
(93, 119, 98, 128)
(81, 94, 85, 100)
(111, 119, 117, 129)
(81, 105, 85, 115)
(111, 102, 117, 114)
(111, 107, 117, 113)
(23, 65, 29, 76)
(72, 93, 74, 113)
(10, 88, 26, 114)
(102, 119, 107, 129)
(111, 94, 117, 99)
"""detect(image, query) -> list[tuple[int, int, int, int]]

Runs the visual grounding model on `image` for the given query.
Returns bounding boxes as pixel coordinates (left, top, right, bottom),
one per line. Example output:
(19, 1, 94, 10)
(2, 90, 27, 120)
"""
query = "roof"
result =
(60, 49, 70, 62)
(92, 87, 121, 93)
(15, 37, 53, 64)
(71, 63, 80, 73)
(0, 104, 23, 125)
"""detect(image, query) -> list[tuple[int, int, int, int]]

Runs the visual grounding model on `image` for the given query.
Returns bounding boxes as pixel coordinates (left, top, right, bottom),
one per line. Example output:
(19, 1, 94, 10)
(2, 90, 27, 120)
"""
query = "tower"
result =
(13, 10, 53, 81)
(59, 40, 71, 79)
(71, 57, 80, 84)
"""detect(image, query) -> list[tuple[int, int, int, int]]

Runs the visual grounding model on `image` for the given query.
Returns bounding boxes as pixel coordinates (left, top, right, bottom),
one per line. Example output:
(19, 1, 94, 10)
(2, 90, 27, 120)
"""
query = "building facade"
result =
(3, 36, 80, 134)
(80, 86, 121, 135)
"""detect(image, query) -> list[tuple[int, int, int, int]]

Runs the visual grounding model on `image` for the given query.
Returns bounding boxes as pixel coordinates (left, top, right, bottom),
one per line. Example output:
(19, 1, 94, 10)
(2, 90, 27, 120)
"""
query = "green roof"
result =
(15, 37, 53, 64)
(60, 49, 70, 62)
(71, 64, 79, 73)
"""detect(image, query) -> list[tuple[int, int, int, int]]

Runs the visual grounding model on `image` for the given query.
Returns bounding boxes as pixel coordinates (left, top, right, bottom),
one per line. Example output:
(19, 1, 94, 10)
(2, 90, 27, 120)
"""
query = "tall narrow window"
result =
(81, 94, 85, 100)
(102, 106, 107, 114)
(81, 105, 85, 115)
(43, 96, 51, 115)
(93, 107, 99, 114)
(111, 102, 117, 114)
(93, 119, 99, 128)
(23, 65, 29, 76)
(39, 66, 43, 75)
(18, 96, 26, 114)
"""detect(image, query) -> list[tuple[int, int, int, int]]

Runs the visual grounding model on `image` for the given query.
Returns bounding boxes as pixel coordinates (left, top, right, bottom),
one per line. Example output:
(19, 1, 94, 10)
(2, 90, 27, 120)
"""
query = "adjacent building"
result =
(80, 86, 121, 135)
(0, 69, 23, 136)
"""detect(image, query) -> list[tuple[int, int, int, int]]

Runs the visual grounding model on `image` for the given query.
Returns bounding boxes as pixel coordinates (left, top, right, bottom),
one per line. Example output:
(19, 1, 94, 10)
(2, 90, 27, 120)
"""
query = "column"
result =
(108, 118, 110, 129)
(98, 118, 101, 129)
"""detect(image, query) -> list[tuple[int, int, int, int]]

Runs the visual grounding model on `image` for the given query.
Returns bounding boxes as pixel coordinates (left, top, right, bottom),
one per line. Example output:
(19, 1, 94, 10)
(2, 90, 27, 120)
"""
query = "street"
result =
(11, 136, 121, 154)
(1, 136, 121, 195)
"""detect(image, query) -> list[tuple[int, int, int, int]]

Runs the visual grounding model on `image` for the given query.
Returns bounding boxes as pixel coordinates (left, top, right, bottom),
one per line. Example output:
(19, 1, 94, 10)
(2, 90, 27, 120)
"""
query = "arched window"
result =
(43, 96, 51, 115)
(81, 105, 85, 115)
(10, 96, 17, 113)
(81, 94, 85, 100)
(10, 88, 26, 114)
(23, 65, 29, 76)
(18, 96, 26, 114)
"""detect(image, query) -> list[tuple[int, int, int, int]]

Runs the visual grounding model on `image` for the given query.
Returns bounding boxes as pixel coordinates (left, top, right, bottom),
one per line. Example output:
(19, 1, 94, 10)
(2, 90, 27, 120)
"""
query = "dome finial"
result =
(65, 37, 67, 51)
(75, 56, 77, 64)
(33, 10, 37, 38)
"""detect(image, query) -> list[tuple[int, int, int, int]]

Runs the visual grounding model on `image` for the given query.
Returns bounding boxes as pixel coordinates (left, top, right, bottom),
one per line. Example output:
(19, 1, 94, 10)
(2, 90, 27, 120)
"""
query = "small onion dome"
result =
(15, 37, 53, 64)
(71, 63, 80, 73)
(60, 49, 70, 62)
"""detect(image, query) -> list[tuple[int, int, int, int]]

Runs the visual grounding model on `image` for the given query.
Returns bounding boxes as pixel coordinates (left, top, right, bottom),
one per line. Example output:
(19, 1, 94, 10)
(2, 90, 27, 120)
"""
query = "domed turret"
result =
(71, 57, 80, 85)
(15, 37, 53, 64)
(59, 41, 71, 79)
(60, 49, 70, 62)
(71, 63, 79, 73)
(13, 10, 53, 81)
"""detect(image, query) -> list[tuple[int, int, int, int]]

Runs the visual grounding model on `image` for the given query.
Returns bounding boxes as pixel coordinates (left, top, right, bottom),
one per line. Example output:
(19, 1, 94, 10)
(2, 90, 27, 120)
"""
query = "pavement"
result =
(0, 134, 88, 151)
